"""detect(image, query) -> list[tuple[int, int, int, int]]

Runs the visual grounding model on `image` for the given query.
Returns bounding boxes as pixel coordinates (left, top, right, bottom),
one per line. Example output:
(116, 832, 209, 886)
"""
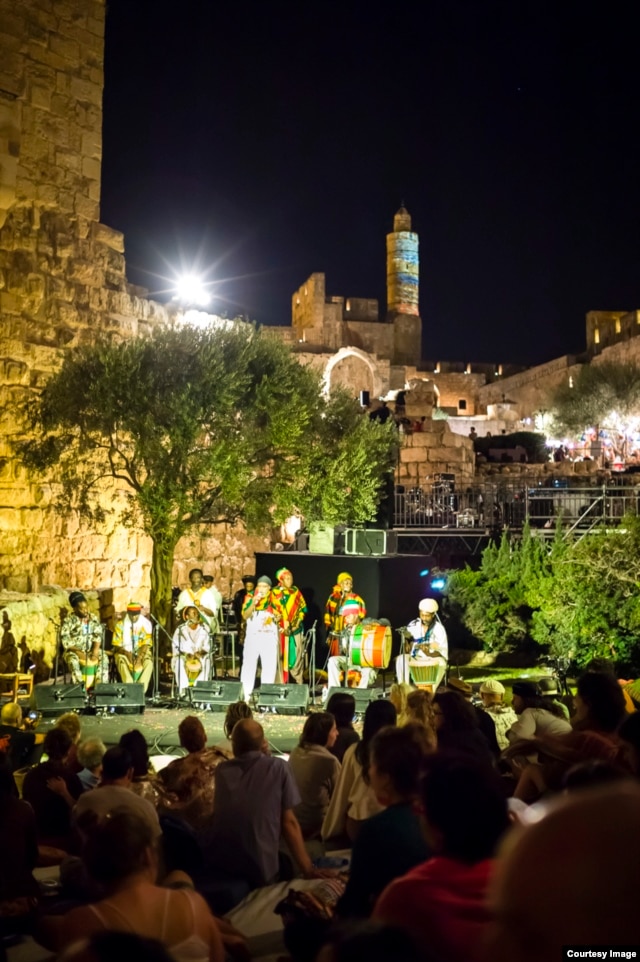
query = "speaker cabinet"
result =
(308, 523, 335, 554)
(192, 680, 243, 711)
(34, 683, 87, 715)
(257, 683, 309, 715)
(94, 682, 145, 714)
(345, 529, 396, 556)
(326, 687, 384, 715)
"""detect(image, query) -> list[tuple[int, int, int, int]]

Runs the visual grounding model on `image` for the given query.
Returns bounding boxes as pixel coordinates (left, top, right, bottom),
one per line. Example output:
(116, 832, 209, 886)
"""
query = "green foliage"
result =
(445, 517, 640, 670)
(18, 321, 397, 620)
(551, 361, 640, 436)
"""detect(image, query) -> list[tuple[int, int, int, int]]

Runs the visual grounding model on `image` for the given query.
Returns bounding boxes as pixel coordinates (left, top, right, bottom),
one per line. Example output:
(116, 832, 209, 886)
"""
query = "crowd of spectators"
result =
(0, 665, 639, 962)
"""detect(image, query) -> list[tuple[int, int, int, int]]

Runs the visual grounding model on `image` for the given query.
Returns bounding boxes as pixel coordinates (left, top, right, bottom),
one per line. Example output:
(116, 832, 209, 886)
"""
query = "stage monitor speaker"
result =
(192, 680, 243, 711)
(257, 683, 309, 715)
(35, 683, 87, 716)
(345, 528, 396, 556)
(326, 687, 384, 715)
(309, 523, 335, 555)
(94, 682, 145, 714)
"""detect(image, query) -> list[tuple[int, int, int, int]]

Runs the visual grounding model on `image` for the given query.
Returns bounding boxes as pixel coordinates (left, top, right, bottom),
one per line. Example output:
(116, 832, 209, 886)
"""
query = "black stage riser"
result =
(255, 551, 436, 646)
(257, 683, 309, 715)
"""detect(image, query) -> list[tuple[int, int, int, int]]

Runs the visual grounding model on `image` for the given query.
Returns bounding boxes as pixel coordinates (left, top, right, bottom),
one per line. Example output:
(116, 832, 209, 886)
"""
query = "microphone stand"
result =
(305, 621, 317, 704)
(148, 614, 176, 705)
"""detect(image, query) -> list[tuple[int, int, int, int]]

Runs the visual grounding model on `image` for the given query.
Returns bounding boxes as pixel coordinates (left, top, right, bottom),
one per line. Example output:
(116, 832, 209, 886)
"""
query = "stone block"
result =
(49, 34, 80, 63)
(81, 156, 100, 181)
(70, 77, 102, 107)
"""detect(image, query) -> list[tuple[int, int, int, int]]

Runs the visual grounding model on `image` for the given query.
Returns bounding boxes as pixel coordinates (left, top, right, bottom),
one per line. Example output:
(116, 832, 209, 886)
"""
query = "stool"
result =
(0, 672, 34, 703)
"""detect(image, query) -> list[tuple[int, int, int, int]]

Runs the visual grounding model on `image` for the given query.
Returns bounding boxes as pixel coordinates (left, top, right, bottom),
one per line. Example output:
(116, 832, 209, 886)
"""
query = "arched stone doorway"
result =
(323, 348, 381, 399)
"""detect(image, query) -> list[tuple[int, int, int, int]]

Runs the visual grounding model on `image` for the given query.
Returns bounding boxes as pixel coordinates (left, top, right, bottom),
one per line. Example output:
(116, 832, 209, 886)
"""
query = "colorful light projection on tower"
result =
(386, 206, 419, 317)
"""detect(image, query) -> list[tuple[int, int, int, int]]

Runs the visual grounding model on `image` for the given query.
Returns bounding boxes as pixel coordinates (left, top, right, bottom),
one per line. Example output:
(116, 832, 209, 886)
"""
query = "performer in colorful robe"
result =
(324, 572, 366, 656)
(60, 591, 109, 689)
(271, 567, 307, 683)
(395, 598, 448, 689)
(111, 602, 154, 689)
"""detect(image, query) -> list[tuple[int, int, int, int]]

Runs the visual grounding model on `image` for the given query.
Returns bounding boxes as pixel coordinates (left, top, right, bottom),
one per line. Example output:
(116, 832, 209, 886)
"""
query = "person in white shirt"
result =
(176, 568, 220, 633)
(171, 606, 212, 694)
(506, 681, 572, 742)
(395, 598, 448, 689)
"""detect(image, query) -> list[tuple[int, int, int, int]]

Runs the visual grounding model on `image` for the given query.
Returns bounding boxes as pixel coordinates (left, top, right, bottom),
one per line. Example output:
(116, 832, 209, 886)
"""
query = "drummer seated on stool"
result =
(396, 598, 448, 690)
(171, 605, 212, 695)
(112, 602, 154, 689)
(327, 599, 376, 690)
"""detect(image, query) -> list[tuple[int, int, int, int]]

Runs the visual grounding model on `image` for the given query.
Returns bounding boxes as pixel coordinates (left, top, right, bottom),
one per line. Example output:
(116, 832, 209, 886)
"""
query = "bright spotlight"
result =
(173, 274, 211, 307)
(430, 577, 447, 591)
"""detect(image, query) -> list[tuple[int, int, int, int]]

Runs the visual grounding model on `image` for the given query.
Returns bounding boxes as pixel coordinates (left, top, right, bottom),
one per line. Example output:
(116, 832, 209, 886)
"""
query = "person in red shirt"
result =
(373, 753, 510, 962)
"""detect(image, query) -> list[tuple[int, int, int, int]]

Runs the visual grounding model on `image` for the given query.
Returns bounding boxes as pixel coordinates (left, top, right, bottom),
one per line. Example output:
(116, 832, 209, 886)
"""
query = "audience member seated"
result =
(478, 680, 517, 750)
(119, 730, 161, 806)
(506, 682, 572, 743)
(571, 670, 626, 739)
(618, 711, 640, 775)
(54, 712, 83, 774)
(0, 702, 36, 772)
(326, 692, 360, 763)
(288, 712, 341, 839)
(22, 727, 83, 850)
(157, 716, 229, 834)
(401, 690, 437, 748)
(447, 678, 501, 756)
(388, 682, 413, 725)
(77, 738, 106, 792)
(39, 810, 224, 962)
(0, 754, 39, 935)
(74, 746, 161, 841)
(215, 701, 253, 754)
(56, 931, 177, 962)
(487, 783, 640, 961)
(536, 676, 570, 720)
(203, 719, 320, 890)
(337, 724, 433, 917)
(433, 691, 495, 763)
(322, 700, 397, 845)
(373, 752, 510, 962)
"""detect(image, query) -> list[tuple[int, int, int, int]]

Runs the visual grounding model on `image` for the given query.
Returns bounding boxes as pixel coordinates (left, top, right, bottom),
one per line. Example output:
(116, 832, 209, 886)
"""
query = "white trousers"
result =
(241, 627, 279, 700)
(327, 656, 376, 690)
(172, 654, 211, 693)
(395, 653, 446, 689)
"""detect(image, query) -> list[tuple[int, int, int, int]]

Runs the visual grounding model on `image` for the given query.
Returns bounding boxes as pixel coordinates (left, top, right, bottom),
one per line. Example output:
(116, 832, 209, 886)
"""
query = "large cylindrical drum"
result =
(350, 623, 392, 669)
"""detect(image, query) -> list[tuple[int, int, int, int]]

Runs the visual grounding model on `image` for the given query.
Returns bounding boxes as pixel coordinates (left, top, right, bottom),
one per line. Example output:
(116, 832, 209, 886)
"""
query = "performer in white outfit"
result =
(395, 598, 448, 689)
(327, 599, 377, 690)
(175, 568, 220, 633)
(171, 606, 212, 695)
(240, 575, 280, 702)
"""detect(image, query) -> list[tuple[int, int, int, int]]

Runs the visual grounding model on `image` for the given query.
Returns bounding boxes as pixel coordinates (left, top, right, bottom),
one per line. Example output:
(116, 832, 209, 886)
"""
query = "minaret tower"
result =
(386, 206, 422, 364)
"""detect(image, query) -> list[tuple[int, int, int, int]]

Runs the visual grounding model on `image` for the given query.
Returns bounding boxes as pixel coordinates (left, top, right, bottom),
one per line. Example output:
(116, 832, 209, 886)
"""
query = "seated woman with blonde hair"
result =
(389, 682, 414, 724)
(402, 690, 437, 749)
(39, 809, 224, 962)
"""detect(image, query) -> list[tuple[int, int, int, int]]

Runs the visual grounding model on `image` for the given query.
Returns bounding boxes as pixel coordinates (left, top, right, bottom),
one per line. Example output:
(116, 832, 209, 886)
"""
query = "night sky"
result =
(101, 1, 640, 367)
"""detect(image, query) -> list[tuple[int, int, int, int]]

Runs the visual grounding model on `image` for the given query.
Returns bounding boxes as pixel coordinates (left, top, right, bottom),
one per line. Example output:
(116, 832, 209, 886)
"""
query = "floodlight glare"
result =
(430, 577, 446, 591)
(174, 274, 211, 307)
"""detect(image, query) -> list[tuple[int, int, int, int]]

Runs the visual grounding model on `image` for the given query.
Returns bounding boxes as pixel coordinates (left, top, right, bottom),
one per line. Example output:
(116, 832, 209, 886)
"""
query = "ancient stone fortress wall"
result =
(0, 0, 269, 644)
(397, 421, 476, 489)
(476, 355, 582, 421)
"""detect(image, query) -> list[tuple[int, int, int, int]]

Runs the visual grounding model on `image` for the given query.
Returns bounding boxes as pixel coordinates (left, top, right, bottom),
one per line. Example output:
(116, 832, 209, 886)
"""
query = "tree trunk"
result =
(150, 539, 176, 641)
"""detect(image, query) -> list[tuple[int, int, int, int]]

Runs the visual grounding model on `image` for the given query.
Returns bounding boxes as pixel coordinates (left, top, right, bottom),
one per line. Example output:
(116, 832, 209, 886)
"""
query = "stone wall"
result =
(0, 0, 271, 610)
(397, 420, 475, 488)
(476, 354, 582, 420)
